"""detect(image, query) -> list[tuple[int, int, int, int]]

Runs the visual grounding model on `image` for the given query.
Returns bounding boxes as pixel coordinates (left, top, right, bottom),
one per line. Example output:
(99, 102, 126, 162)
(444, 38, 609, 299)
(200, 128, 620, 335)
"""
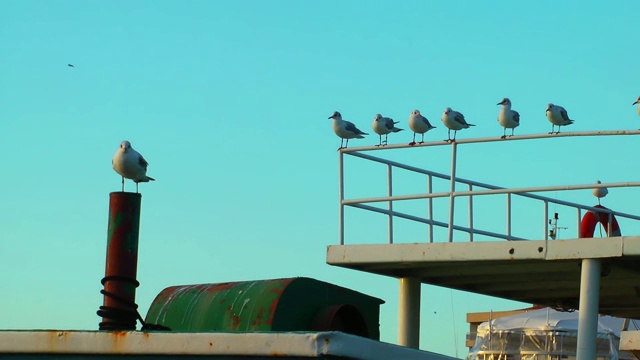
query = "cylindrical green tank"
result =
(144, 277, 383, 340)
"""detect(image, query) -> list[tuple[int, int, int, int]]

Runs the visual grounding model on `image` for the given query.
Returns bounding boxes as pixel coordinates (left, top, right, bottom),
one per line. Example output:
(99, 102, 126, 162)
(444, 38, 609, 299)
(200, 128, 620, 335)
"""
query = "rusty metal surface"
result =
(0, 330, 458, 360)
(327, 237, 640, 318)
(144, 277, 383, 339)
(99, 192, 142, 330)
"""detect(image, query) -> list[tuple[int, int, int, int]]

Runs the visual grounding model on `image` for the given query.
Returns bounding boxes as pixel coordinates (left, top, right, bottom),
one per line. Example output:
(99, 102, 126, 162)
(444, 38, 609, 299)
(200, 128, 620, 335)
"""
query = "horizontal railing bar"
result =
(340, 130, 640, 153)
(349, 203, 526, 241)
(343, 182, 640, 221)
(345, 152, 634, 211)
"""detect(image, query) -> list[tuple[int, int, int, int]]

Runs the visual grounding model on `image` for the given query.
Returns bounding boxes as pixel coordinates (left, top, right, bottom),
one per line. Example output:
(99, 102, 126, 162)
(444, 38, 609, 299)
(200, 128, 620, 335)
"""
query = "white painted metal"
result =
(468, 183, 474, 242)
(448, 142, 458, 242)
(388, 165, 393, 244)
(339, 151, 345, 245)
(0, 330, 456, 360)
(427, 175, 434, 243)
(576, 259, 602, 360)
(340, 129, 640, 153)
(544, 201, 549, 240)
(506, 194, 512, 240)
(398, 277, 421, 349)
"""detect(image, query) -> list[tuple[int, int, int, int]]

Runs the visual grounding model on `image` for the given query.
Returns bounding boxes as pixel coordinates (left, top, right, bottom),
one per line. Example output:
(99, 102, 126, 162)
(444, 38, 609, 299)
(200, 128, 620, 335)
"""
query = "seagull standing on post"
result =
(546, 104, 575, 134)
(408, 109, 436, 146)
(497, 98, 520, 139)
(112, 140, 155, 193)
(372, 114, 402, 146)
(592, 180, 608, 205)
(328, 111, 368, 150)
(441, 107, 474, 142)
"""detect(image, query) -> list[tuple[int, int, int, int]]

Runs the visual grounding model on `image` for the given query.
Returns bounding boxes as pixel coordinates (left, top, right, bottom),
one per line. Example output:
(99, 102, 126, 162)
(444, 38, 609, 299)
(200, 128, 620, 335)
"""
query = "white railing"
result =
(338, 130, 640, 245)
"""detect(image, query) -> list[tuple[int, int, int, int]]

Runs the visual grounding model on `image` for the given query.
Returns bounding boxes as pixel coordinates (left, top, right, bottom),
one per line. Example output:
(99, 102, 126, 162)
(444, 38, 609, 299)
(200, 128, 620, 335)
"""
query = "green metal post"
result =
(98, 192, 142, 330)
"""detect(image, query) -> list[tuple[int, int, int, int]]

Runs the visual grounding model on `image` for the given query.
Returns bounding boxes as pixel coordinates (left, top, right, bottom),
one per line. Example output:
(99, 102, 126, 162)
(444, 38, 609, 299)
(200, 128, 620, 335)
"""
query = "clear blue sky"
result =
(2, 0, 640, 357)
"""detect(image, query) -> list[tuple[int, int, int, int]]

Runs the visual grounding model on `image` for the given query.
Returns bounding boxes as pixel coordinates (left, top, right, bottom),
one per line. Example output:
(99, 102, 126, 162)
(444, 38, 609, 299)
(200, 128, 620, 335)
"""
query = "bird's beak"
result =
(328, 116, 333, 119)
(496, 102, 502, 105)
(633, 101, 639, 106)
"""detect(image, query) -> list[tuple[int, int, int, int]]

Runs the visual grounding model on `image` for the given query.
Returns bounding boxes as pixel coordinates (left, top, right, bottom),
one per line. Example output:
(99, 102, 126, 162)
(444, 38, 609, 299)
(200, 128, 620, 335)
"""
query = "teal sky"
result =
(2, 1, 640, 357)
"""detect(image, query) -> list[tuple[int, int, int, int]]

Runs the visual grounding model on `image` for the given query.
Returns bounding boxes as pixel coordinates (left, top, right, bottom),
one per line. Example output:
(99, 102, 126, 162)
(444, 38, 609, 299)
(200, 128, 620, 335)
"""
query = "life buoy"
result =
(579, 204, 621, 238)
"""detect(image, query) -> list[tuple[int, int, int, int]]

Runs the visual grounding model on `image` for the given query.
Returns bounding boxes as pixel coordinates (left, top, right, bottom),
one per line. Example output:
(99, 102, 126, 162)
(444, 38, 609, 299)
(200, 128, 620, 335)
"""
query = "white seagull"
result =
(592, 180, 608, 205)
(633, 96, 640, 117)
(497, 98, 520, 139)
(441, 107, 474, 142)
(112, 140, 155, 193)
(372, 114, 402, 146)
(408, 109, 436, 146)
(546, 104, 575, 134)
(328, 111, 368, 150)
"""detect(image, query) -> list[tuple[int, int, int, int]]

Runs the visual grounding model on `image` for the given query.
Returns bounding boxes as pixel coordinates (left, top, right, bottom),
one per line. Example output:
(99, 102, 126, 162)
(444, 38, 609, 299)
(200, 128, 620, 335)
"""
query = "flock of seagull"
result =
(106, 96, 640, 193)
(329, 96, 640, 150)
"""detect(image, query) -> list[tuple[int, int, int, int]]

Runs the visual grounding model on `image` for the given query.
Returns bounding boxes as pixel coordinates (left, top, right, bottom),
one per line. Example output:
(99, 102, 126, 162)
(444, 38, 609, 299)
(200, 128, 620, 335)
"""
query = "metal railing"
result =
(338, 130, 640, 245)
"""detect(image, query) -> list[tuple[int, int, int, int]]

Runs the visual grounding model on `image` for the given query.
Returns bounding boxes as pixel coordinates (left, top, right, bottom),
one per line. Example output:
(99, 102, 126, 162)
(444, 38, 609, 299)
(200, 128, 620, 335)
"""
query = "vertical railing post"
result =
(577, 208, 582, 238)
(447, 142, 458, 242)
(468, 184, 474, 242)
(506, 194, 512, 240)
(339, 151, 345, 245)
(427, 175, 433, 243)
(608, 212, 612, 236)
(387, 164, 394, 244)
(544, 201, 549, 240)
(576, 258, 602, 360)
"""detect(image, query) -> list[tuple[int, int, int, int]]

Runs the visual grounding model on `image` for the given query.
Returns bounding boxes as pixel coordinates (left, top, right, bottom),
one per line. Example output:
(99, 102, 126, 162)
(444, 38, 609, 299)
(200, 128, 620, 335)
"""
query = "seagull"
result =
(408, 109, 436, 146)
(67, 64, 75, 68)
(633, 96, 640, 117)
(372, 114, 402, 146)
(497, 98, 520, 139)
(546, 104, 574, 134)
(592, 180, 608, 205)
(112, 141, 155, 193)
(328, 111, 368, 150)
(441, 107, 474, 142)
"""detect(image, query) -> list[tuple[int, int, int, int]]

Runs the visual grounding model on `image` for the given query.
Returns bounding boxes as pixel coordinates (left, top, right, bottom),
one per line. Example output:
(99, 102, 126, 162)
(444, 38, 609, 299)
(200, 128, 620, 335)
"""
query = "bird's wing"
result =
(138, 154, 149, 169)
(420, 115, 432, 127)
(453, 112, 468, 125)
(560, 108, 570, 122)
(384, 119, 395, 130)
(513, 110, 520, 124)
(345, 121, 364, 134)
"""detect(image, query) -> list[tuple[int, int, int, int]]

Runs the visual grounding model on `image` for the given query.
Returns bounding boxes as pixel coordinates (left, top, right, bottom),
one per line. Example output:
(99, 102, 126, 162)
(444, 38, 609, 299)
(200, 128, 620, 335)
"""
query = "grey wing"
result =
(513, 111, 520, 124)
(138, 154, 149, 170)
(560, 108, 570, 122)
(454, 112, 468, 125)
(420, 115, 433, 127)
(384, 118, 395, 130)
(345, 121, 365, 135)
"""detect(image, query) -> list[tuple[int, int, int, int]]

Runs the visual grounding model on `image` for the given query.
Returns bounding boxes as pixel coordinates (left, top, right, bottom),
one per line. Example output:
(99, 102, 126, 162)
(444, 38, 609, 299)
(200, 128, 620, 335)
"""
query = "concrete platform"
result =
(327, 236, 640, 318)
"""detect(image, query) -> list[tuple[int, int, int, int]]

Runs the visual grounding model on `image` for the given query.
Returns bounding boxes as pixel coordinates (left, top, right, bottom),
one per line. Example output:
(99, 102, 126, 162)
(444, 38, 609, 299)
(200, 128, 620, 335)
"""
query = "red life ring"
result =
(579, 205, 621, 238)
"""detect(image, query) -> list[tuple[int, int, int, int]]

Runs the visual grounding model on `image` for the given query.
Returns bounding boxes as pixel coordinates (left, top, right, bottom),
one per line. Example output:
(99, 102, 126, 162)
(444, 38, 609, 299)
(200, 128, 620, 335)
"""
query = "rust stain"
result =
(231, 313, 242, 329)
(271, 351, 289, 357)
(324, 338, 331, 345)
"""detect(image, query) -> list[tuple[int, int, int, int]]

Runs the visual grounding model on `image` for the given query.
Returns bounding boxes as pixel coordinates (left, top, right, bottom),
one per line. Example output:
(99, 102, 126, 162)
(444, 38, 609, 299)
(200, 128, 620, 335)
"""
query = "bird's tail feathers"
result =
(147, 176, 156, 181)
(468, 123, 476, 127)
(392, 128, 403, 133)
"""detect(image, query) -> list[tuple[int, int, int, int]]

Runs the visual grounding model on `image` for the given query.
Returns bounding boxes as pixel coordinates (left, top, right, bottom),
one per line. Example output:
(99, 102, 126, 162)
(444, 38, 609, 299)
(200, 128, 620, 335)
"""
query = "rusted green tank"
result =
(145, 277, 383, 340)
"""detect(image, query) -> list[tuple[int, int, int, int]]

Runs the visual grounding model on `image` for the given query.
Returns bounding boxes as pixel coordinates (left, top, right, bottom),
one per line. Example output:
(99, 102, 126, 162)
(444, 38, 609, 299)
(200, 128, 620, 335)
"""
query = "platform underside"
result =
(327, 237, 640, 318)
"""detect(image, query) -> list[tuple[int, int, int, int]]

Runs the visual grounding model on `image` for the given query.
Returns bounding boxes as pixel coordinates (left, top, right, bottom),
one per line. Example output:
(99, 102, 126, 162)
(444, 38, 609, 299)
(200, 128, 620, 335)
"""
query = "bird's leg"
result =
(383, 134, 389, 146)
(419, 133, 425, 144)
(452, 130, 457, 142)
(136, 182, 139, 193)
(445, 129, 452, 142)
(501, 128, 506, 139)
(338, 139, 344, 151)
(409, 133, 416, 146)
(121, 177, 125, 192)
(345, 139, 349, 148)
(376, 135, 382, 147)
(510, 128, 515, 137)
(549, 124, 554, 134)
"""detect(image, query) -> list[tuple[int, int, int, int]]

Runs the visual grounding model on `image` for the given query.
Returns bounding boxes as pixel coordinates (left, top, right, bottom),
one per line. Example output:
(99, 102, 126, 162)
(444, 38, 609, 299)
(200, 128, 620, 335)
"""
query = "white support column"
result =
(576, 258, 601, 360)
(398, 277, 421, 349)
